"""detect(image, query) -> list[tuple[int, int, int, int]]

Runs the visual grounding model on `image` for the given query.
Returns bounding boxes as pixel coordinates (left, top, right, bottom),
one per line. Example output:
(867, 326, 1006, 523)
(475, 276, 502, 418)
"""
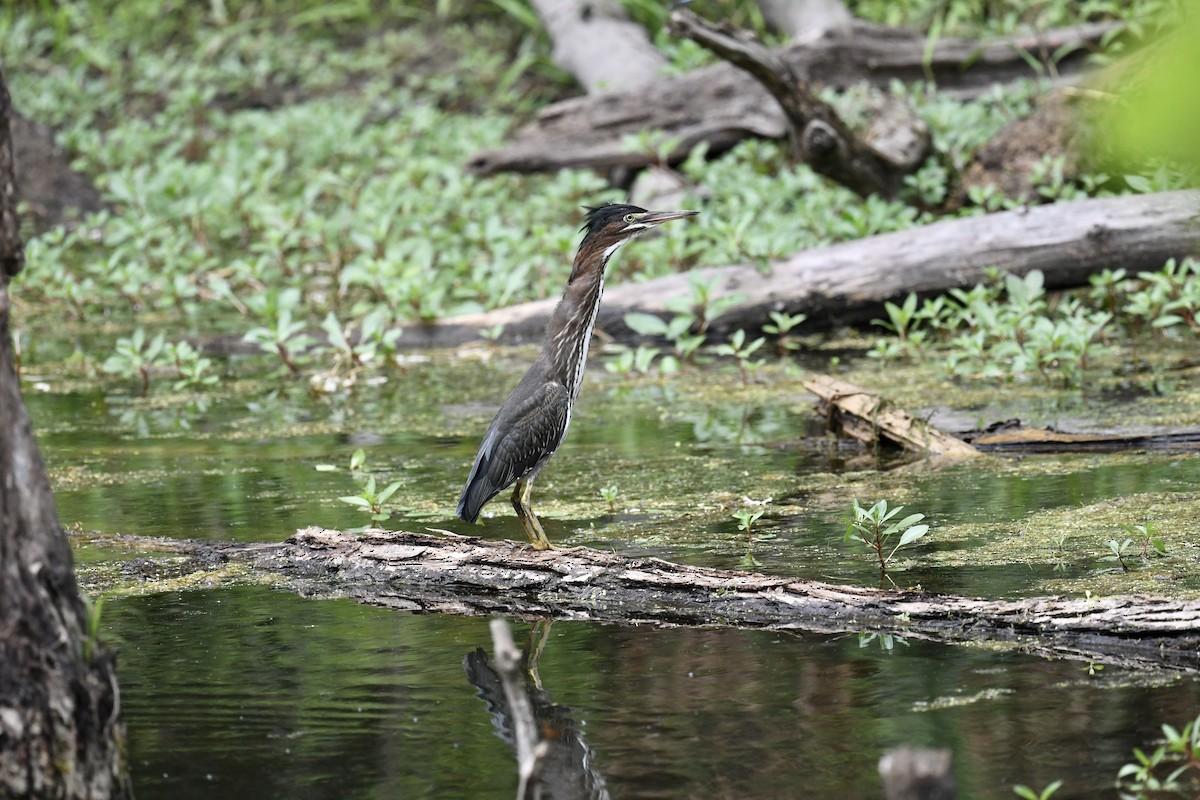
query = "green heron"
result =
(456, 203, 699, 549)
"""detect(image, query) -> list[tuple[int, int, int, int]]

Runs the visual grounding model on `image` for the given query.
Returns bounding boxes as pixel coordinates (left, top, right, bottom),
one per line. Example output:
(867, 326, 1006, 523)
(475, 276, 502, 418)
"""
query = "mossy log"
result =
(165, 527, 1200, 673)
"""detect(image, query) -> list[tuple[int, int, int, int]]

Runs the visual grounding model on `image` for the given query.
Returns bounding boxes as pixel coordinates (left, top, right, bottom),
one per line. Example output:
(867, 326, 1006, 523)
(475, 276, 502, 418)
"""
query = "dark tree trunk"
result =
(0, 67, 131, 799)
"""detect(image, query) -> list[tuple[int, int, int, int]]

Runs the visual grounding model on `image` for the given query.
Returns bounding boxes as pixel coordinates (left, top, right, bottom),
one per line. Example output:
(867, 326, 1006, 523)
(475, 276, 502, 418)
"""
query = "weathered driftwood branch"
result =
(805, 373, 980, 458)
(216, 527, 1200, 672)
(467, 21, 1120, 176)
(394, 190, 1200, 349)
(667, 8, 926, 198)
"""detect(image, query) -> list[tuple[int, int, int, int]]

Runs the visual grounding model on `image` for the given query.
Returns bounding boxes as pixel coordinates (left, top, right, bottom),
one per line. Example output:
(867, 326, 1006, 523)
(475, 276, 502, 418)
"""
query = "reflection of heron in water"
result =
(464, 621, 611, 800)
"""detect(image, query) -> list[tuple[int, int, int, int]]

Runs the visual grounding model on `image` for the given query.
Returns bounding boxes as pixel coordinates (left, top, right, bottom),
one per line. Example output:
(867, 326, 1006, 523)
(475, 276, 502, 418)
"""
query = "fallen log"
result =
(229, 528, 1200, 672)
(668, 8, 928, 198)
(467, 20, 1120, 176)
(397, 189, 1200, 348)
(804, 373, 980, 458)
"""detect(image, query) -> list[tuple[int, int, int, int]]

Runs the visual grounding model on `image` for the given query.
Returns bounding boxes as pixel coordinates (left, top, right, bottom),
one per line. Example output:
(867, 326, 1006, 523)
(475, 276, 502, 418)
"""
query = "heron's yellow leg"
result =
(511, 478, 553, 551)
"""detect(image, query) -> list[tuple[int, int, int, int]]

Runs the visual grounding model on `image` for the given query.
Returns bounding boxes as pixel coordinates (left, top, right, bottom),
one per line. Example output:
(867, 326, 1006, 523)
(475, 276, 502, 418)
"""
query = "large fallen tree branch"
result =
(217, 528, 1200, 672)
(668, 8, 927, 198)
(467, 21, 1120, 176)
(396, 190, 1200, 348)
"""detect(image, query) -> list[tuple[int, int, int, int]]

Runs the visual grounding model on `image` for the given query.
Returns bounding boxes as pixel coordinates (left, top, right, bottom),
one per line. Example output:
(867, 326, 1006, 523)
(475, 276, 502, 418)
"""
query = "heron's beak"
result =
(641, 209, 700, 226)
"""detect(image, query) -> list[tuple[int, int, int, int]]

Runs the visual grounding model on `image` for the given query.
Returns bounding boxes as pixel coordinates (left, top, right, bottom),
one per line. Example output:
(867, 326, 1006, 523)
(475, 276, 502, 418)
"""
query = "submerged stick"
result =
(489, 618, 549, 799)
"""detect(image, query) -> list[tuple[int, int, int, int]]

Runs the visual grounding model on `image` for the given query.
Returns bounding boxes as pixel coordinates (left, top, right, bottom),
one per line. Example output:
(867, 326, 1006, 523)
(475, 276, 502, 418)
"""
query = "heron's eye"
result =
(623, 213, 637, 223)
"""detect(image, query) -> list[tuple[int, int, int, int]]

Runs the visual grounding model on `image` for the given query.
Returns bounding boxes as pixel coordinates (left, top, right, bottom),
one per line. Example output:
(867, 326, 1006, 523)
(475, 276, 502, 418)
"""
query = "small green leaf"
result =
(897, 524, 929, 547)
(377, 481, 403, 504)
(339, 496, 372, 507)
(624, 312, 670, 336)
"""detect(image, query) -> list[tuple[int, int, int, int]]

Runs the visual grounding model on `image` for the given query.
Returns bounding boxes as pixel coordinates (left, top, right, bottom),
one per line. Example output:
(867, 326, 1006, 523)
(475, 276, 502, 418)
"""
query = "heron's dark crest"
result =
(456, 202, 698, 549)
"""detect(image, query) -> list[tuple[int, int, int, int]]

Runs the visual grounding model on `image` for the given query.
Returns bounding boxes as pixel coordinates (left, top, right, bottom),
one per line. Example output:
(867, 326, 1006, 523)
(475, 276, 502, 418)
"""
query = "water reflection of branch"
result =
(465, 619, 611, 800)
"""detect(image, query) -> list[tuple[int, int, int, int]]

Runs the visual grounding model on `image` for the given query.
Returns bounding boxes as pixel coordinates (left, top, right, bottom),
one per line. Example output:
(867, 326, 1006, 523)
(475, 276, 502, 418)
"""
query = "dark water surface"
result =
(29, 358, 1200, 798)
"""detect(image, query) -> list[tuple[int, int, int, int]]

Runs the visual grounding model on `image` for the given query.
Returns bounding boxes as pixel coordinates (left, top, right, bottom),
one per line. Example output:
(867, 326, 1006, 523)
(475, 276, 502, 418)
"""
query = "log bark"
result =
(396, 190, 1200, 348)
(467, 21, 1120, 176)
(0, 68, 131, 799)
(220, 528, 1200, 673)
(530, 0, 666, 95)
(668, 8, 927, 198)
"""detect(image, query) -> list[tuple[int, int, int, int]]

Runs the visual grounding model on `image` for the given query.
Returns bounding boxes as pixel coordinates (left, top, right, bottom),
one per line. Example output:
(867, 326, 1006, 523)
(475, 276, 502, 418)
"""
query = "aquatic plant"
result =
(1116, 712, 1200, 799)
(762, 310, 807, 354)
(101, 328, 166, 394)
(599, 484, 619, 513)
(317, 448, 403, 527)
(1012, 780, 1062, 799)
(710, 329, 766, 385)
(843, 499, 930, 585)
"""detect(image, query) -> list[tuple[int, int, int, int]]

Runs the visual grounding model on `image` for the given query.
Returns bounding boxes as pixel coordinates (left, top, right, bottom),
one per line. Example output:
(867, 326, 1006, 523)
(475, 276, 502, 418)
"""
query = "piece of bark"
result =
(961, 420, 1200, 454)
(531, 0, 666, 95)
(668, 8, 926, 198)
(0, 68, 131, 799)
(386, 189, 1200, 350)
(804, 373, 980, 458)
(467, 21, 1120, 177)
(220, 527, 1200, 672)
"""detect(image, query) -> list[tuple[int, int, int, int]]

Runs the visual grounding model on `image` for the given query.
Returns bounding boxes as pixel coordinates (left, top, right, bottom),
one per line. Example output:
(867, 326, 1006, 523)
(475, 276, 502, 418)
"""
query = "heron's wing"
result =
(457, 381, 571, 523)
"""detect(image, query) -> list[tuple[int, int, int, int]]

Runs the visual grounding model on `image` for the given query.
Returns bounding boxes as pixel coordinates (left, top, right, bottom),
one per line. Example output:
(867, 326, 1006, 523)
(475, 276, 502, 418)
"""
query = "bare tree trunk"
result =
(0, 67, 131, 799)
(530, 0, 666, 94)
(758, 0, 853, 41)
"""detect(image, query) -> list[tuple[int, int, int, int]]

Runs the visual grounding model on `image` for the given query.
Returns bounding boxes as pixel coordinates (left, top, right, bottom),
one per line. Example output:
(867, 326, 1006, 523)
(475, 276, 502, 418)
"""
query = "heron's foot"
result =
(512, 480, 554, 551)
(518, 511, 553, 551)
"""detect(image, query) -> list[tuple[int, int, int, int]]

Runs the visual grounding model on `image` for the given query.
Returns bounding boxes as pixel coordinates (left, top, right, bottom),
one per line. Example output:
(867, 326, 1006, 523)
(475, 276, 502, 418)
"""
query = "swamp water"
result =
(32, 349, 1200, 799)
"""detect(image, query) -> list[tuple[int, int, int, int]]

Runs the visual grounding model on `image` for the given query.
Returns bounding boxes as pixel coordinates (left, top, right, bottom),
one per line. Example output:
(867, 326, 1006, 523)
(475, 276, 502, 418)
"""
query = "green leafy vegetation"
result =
(843, 499, 930, 584)
(733, 505, 770, 569)
(1117, 712, 1200, 799)
(1013, 780, 1062, 800)
(869, 261, 1200, 389)
(3, 0, 1177, 392)
(316, 448, 403, 527)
